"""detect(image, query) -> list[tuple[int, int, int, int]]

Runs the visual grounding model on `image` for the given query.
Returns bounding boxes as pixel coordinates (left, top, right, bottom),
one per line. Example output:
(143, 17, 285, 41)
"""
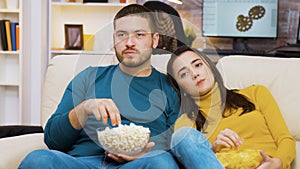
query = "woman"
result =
(167, 45, 295, 169)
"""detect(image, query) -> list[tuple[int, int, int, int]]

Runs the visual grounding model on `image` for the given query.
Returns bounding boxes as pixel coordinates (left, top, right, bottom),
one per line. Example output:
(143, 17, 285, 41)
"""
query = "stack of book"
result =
(0, 19, 19, 51)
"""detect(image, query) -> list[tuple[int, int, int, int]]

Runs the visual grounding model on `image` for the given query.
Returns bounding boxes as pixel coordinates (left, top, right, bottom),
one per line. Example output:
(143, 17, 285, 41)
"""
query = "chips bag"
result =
(216, 149, 263, 169)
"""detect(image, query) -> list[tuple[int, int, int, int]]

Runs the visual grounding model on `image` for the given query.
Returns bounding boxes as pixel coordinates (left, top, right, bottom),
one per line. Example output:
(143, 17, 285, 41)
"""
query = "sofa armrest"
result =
(0, 133, 48, 169)
(291, 141, 300, 169)
(0, 125, 43, 138)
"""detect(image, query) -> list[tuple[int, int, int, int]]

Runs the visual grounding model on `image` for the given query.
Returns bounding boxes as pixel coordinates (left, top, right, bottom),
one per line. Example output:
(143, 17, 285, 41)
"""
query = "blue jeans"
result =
(18, 149, 179, 169)
(171, 127, 224, 169)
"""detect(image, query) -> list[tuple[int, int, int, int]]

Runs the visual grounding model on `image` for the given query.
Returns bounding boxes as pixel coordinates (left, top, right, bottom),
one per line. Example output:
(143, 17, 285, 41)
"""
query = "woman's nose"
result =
(192, 71, 200, 79)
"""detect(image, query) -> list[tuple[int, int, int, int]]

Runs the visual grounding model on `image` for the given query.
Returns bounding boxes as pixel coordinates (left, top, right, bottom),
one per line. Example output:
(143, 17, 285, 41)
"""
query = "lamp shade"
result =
(168, 0, 182, 5)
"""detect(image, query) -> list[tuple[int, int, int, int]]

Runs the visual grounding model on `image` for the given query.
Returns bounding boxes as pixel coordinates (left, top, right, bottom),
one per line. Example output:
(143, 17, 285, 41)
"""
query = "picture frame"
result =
(64, 24, 84, 50)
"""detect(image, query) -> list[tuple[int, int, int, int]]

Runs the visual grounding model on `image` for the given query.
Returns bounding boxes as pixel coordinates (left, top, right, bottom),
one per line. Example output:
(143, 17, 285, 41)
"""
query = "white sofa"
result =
(0, 54, 299, 169)
(216, 55, 300, 169)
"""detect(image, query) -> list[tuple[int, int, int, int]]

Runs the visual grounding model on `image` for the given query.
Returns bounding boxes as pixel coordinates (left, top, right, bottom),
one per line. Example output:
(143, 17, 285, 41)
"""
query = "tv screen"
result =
(202, 0, 278, 38)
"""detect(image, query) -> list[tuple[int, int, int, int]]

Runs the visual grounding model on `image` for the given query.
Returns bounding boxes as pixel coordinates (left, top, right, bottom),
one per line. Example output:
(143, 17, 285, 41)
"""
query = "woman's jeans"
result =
(171, 127, 224, 169)
(18, 149, 179, 169)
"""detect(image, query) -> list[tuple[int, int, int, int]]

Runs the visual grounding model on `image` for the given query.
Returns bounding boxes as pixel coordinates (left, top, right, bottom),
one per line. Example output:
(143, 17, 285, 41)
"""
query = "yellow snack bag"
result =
(216, 149, 263, 169)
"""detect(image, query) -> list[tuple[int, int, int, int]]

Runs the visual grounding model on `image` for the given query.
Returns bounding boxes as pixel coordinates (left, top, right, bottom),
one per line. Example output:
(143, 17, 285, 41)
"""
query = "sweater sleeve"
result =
(174, 114, 196, 132)
(254, 85, 296, 169)
(44, 67, 95, 151)
(167, 89, 181, 129)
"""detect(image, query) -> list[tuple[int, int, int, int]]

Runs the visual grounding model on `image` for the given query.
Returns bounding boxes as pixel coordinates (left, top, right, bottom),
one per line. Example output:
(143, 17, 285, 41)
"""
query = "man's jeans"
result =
(18, 149, 179, 169)
(171, 127, 224, 169)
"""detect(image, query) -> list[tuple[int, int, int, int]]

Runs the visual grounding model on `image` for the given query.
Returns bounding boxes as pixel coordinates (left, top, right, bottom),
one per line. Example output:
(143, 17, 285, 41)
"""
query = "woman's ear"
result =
(152, 32, 159, 48)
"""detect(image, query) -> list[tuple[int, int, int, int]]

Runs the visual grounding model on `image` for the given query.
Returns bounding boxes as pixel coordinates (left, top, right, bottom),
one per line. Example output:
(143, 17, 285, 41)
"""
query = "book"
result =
(16, 24, 19, 50)
(5, 20, 12, 51)
(10, 22, 18, 51)
(0, 19, 8, 51)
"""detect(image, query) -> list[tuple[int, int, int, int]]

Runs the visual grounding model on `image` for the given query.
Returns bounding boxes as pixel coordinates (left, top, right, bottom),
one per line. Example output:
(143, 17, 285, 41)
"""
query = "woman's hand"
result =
(106, 142, 155, 163)
(212, 128, 243, 152)
(256, 150, 282, 169)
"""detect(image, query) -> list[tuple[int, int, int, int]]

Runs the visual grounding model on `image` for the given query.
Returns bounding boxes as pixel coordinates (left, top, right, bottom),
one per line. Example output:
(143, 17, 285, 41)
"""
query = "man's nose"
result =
(125, 35, 136, 47)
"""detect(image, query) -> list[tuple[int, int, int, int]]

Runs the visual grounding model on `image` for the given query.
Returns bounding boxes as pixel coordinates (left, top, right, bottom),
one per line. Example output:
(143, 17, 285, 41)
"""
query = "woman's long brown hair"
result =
(167, 46, 255, 131)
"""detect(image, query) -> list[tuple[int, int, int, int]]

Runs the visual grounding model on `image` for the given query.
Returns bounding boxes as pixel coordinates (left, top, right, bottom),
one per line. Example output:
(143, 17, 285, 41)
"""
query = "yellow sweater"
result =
(174, 85, 296, 169)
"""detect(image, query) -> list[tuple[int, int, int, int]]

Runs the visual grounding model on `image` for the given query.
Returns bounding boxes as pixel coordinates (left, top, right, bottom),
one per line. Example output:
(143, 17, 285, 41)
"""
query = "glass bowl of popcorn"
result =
(97, 123, 150, 156)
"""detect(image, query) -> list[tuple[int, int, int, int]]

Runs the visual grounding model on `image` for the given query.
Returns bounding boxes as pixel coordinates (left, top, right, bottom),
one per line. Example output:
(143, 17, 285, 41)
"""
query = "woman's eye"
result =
(180, 71, 189, 79)
(195, 62, 203, 68)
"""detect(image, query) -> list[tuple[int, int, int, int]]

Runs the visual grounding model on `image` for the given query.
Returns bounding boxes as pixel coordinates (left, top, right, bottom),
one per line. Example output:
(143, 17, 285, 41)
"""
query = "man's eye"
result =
(117, 33, 126, 38)
(136, 33, 146, 38)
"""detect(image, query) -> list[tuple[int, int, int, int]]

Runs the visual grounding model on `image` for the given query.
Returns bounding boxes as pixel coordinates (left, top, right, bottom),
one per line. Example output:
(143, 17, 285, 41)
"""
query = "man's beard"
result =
(115, 47, 152, 68)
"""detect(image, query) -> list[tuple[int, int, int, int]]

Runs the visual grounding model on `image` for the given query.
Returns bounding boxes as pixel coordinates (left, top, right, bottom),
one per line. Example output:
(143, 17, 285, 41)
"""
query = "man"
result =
(18, 4, 180, 169)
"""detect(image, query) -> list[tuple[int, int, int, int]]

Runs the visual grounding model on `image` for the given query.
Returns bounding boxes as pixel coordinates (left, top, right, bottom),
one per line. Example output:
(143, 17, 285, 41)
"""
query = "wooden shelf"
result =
(0, 9, 19, 13)
(51, 49, 114, 55)
(0, 51, 19, 55)
(52, 2, 128, 7)
(0, 83, 19, 86)
(0, 0, 23, 125)
(49, 0, 132, 59)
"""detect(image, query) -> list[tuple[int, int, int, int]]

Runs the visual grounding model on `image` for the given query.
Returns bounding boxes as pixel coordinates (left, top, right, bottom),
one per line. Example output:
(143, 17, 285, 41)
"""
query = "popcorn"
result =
(97, 123, 150, 155)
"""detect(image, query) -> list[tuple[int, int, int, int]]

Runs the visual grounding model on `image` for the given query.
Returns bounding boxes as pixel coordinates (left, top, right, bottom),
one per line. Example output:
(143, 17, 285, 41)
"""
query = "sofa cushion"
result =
(41, 54, 171, 128)
(41, 54, 118, 128)
(216, 55, 300, 140)
(0, 133, 47, 169)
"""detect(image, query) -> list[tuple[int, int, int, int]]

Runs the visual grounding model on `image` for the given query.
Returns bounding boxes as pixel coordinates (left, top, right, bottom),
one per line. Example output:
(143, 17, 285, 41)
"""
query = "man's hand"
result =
(106, 142, 155, 163)
(69, 98, 121, 130)
(212, 128, 243, 152)
(256, 150, 282, 169)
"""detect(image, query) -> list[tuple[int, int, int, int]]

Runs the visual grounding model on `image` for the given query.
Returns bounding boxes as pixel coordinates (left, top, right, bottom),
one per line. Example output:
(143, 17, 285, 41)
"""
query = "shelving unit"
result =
(0, 0, 22, 125)
(49, 0, 136, 59)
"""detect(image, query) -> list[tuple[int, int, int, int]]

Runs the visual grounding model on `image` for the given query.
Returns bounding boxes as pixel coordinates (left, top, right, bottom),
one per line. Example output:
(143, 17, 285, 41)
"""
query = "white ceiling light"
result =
(168, 0, 182, 5)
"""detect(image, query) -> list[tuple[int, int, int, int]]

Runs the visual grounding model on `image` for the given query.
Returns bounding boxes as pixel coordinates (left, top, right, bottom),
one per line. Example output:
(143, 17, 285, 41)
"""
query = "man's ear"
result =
(152, 32, 159, 48)
(112, 32, 116, 45)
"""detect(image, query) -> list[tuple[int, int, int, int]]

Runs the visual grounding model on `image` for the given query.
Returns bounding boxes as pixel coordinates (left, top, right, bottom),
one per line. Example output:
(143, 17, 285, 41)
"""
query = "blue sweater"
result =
(44, 65, 180, 157)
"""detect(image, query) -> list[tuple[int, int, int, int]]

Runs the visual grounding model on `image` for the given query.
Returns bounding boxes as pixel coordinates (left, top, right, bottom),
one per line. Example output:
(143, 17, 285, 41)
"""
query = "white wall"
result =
(21, 0, 48, 125)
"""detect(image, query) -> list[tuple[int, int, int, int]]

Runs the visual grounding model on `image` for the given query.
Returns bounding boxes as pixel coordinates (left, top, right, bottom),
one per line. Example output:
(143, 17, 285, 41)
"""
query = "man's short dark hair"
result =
(113, 4, 157, 33)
